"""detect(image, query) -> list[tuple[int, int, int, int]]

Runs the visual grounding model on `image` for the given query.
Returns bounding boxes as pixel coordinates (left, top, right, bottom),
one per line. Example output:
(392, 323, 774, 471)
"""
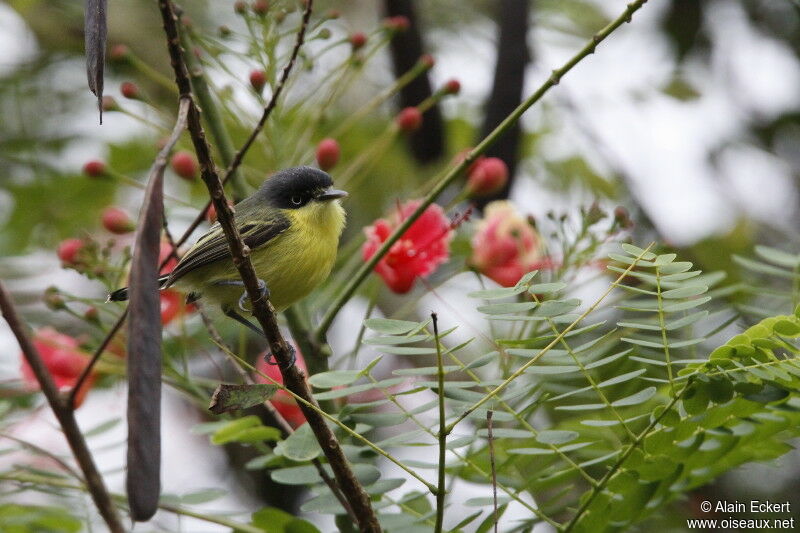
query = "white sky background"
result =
(1, 0, 800, 531)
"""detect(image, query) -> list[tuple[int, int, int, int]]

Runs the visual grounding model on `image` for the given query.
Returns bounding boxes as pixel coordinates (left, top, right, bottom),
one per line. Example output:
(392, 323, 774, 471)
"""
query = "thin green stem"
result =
(220, 343, 438, 493)
(655, 266, 675, 396)
(313, 0, 651, 343)
(445, 243, 655, 434)
(0, 472, 264, 533)
(433, 313, 447, 533)
(561, 386, 687, 532)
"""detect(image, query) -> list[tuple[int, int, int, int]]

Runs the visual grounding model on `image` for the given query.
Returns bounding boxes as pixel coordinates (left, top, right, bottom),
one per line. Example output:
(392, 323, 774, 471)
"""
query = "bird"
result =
(108, 166, 347, 344)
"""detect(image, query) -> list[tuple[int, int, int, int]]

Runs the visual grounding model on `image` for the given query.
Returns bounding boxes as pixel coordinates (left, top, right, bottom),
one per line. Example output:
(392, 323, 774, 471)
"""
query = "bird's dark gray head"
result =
(256, 166, 346, 209)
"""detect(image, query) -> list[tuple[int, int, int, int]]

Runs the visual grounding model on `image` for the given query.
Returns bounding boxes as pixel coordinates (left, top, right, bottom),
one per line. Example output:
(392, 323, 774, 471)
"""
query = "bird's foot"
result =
(265, 343, 296, 370)
(238, 278, 270, 312)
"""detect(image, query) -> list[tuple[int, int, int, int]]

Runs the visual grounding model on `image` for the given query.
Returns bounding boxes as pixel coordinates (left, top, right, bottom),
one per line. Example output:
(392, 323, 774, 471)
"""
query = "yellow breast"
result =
(182, 199, 346, 312)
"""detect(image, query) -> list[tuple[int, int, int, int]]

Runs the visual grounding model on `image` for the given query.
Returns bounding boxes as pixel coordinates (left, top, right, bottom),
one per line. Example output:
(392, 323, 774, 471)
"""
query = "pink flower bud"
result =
(109, 44, 130, 62)
(101, 207, 136, 234)
(82, 160, 107, 178)
(252, 0, 269, 15)
(315, 138, 340, 171)
(57, 239, 85, 266)
(396, 106, 423, 132)
(249, 69, 267, 93)
(419, 54, 435, 69)
(171, 151, 199, 180)
(120, 81, 139, 99)
(443, 78, 461, 95)
(349, 32, 367, 50)
(383, 15, 410, 33)
(467, 157, 508, 197)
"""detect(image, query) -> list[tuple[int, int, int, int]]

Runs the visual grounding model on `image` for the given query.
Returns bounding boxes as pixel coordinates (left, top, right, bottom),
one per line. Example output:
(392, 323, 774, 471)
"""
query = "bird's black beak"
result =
(318, 189, 348, 201)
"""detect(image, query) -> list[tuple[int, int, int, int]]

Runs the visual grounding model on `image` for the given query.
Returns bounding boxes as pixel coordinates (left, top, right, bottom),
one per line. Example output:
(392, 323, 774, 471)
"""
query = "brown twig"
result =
(220, 0, 313, 185)
(200, 311, 355, 520)
(0, 282, 125, 533)
(69, 308, 127, 407)
(156, 1, 381, 530)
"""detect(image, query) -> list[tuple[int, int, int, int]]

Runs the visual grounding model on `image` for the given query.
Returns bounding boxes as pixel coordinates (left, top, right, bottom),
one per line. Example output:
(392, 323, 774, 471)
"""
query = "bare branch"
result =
(155, 1, 380, 529)
(0, 282, 125, 533)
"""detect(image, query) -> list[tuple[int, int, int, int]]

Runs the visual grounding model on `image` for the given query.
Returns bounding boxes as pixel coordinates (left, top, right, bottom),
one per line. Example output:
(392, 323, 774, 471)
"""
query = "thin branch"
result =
(562, 388, 687, 532)
(487, 411, 498, 533)
(199, 309, 356, 522)
(155, 1, 380, 530)
(0, 433, 83, 480)
(313, 0, 651, 343)
(0, 282, 125, 533)
(220, 0, 312, 186)
(432, 313, 447, 533)
(0, 472, 265, 533)
(69, 309, 127, 407)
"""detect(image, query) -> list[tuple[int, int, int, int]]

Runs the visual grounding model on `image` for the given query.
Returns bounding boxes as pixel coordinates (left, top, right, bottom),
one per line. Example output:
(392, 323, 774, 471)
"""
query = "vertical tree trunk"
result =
(385, 0, 445, 164)
(476, 0, 530, 210)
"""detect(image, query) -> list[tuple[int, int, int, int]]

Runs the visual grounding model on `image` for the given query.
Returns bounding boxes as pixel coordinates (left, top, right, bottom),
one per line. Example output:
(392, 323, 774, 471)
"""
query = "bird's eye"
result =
(290, 195, 303, 206)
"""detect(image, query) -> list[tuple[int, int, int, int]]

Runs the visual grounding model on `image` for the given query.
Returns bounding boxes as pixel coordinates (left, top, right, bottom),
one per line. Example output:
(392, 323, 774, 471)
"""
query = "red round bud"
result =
(249, 69, 267, 93)
(234, 0, 247, 14)
(120, 81, 139, 99)
(419, 54, 435, 69)
(171, 151, 199, 180)
(84, 307, 100, 323)
(252, 0, 269, 15)
(205, 200, 232, 224)
(467, 157, 508, 197)
(82, 160, 107, 178)
(326, 9, 341, 19)
(443, 78, 461, 95)
(396, 106, 423, 132)
(109, 44, 130, 62)
(383, 15, 410, 33)
(101, 96, 119, 112)
(101, 207, 136, 234)
(315, 138, 341, 171)
(349, 32, 367, 50)
(57, 239, 85, 266)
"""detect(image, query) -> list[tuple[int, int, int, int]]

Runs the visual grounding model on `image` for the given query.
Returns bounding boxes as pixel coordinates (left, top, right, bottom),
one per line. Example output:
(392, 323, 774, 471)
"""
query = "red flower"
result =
(20, 328, 96, 408)
(255, 349, 306, 428)
(470, 201, 546, 287)
(362, 200, 453, 294)
(158, 242, 195, 325)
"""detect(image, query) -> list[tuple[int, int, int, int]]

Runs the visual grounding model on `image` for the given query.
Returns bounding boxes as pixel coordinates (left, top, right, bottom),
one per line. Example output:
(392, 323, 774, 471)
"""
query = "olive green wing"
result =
(165, 210, 290, 286)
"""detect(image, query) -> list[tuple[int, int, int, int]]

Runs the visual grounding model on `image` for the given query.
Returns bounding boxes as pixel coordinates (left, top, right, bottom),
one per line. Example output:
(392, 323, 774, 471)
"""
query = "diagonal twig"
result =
(155, 1, 381, 529)
(220, 0, 313, 185)
(0, 282, 125, 533)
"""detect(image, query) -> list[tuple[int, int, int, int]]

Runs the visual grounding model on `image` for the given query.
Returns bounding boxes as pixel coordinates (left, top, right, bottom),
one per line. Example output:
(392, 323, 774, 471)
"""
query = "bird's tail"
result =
(107, 275, 170, 302)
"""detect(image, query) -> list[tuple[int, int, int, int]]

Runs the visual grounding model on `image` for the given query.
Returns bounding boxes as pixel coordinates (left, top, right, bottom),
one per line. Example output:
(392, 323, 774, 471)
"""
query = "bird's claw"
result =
(265, 344, 296, 370)
(238, 279, 270, 312)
